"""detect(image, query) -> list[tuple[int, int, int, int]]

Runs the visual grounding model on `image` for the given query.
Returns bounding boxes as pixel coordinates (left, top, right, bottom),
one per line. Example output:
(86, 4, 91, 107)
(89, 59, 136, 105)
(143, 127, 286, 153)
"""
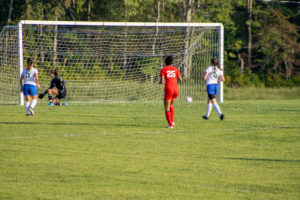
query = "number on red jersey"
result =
(167, 71, 176, 78)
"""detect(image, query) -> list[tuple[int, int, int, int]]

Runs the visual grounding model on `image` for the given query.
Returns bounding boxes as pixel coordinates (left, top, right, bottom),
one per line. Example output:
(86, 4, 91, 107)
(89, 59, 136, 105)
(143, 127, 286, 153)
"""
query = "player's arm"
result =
(39, 79, 55, 99)
(20, 74, 24, 92)
(203, 72, 208, 80)
(161, 75, 165, 84)
(218, 69, 225, 82)
(218, 74, 225, 82)
(34, 73, 40, 89)
(177, 70, 183, 83)
(160, 69, 165, 84)
(41, 81, 52, 96)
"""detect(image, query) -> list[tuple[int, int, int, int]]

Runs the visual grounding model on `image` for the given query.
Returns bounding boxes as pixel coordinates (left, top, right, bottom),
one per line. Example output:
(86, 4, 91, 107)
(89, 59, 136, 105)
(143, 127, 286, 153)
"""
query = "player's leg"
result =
(170, 99, 175, 126)
(23, 84, 31, 116)
(164, 99, 173, 128)
(170, 87, 178, 126)
(52, 97, 62, 106)
(48, 88, 58, 106)
(203, 85, 213, 120)
(202, 98, 212, 120)
(25, 95, 31, 116)
(28, 85, 38, 116)
(210, 84, 224, 120)
(211, 97, 224, 120)
(164, 88, 173, 128)
(52, 89, 67, 106)
(60, 89, 67, 106)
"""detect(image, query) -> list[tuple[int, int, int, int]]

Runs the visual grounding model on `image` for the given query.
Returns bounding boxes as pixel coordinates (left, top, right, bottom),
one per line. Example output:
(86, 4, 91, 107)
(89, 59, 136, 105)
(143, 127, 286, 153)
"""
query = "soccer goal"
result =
(0, 20, 223, 105)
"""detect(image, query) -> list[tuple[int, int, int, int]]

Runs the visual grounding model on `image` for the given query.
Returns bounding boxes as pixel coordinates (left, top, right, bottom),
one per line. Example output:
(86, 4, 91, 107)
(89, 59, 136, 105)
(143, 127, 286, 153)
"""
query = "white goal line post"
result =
(17, 20, 224, 105)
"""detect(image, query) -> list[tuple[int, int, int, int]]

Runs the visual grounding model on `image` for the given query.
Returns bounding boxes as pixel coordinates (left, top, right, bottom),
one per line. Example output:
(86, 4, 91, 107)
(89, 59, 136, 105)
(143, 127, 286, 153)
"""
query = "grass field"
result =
(0, 100, 300, 199)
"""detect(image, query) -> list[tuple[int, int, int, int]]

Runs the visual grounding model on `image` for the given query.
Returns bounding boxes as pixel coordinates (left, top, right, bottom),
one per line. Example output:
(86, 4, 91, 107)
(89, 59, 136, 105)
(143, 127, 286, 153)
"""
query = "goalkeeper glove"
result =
(38, 93, 45, 99)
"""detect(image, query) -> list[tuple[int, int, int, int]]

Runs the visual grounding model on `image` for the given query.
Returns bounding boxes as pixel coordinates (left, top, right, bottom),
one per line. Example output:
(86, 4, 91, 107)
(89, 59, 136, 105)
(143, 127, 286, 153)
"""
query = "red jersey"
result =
(160, 65, 181, 89)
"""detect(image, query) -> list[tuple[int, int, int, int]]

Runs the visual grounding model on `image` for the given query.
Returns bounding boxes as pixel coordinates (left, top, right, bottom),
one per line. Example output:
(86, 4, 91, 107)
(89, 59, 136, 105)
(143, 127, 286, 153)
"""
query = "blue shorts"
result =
(23, 84, 38, 96)
(206, 84, 218, 95)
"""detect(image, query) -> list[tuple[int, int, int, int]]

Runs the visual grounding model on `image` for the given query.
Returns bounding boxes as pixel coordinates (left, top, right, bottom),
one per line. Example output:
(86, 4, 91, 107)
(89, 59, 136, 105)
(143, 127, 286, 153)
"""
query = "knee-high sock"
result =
(25, 101, 30, 114)
(30, 99, 37, 109)
(213, 103, 222, 116)
(170, 106, 174, 123)
(48, 94, 53, 101)
(165, 111, 172, 126)
(206, 104, 212, 117)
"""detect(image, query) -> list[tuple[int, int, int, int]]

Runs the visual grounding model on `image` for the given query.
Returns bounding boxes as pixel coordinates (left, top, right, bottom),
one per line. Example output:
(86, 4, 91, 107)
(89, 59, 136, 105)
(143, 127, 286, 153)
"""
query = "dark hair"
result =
(50, 69, 58, 76)
(27, 57, 34, 64)
(211, 58, 219, 66)
(165, 55, 173, 66)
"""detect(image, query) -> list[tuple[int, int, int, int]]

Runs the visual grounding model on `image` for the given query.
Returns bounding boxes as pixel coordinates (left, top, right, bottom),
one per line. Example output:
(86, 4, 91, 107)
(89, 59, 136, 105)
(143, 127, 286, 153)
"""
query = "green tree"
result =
(252, 6, 299, 80)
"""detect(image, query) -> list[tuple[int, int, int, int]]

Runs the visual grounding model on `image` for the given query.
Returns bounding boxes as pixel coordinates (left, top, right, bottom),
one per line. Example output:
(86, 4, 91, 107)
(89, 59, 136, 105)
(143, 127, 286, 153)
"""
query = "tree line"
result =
(0, 0, 299, 87)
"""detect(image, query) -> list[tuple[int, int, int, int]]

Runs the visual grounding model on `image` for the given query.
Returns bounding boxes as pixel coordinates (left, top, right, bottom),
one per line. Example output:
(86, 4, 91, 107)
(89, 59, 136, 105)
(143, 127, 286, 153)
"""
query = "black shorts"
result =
(56, 88, 67, 99)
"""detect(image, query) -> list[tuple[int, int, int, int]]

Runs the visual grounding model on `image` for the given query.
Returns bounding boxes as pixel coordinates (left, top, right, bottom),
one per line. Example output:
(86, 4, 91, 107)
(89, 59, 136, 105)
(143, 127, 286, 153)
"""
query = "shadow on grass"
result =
(222, 157, 300, 163)
(55, 114, 148, 119)
(0, 121, 145, 128)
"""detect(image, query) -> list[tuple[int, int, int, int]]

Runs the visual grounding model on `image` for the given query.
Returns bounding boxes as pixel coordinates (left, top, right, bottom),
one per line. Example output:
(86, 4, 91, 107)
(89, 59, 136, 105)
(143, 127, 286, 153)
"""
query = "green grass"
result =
(0, 100, 300, 200)
(224, 87, 300, 100)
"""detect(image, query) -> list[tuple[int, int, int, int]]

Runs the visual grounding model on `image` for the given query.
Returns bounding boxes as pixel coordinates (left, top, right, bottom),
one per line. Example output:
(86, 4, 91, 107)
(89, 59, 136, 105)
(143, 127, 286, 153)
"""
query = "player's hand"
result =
(37, 83, 40, 89)
(38, 94, 44, 99)
(20, 87, 23, 92)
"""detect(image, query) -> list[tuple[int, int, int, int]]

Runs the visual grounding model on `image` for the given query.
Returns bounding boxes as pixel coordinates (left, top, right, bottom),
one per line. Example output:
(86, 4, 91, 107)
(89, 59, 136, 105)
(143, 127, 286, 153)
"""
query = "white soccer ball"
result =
(185, 96, 193, 103)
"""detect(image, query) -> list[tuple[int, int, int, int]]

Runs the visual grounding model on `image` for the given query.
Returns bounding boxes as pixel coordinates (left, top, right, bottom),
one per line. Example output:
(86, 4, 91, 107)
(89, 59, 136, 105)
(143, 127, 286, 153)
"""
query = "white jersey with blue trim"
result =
(22, 67, 38, 86)
(205, 66, 223, 85)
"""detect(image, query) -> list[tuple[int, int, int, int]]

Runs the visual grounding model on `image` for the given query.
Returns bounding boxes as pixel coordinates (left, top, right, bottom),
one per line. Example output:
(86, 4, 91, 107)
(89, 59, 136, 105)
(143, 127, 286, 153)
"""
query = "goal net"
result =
(0, 21, 223, 104)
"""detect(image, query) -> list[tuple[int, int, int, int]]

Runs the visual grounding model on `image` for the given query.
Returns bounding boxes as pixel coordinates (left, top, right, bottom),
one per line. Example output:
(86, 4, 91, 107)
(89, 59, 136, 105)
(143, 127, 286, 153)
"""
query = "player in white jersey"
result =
(20, 57, 40, 116)
(202, 58, 225, 120)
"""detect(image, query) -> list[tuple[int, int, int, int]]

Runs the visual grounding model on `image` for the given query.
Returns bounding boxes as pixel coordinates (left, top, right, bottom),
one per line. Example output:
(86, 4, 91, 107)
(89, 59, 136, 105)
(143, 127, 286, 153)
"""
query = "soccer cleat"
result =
(63, 102, 68, 106)
(26, 114, 30, 116)
(168, 126, 174, 129)
(172, 122, 175, 126)
(28, 107, 34, 116)
(202, 116, 209, 120)
(48, 102, 54, 106)
(220, 114, 225, 120)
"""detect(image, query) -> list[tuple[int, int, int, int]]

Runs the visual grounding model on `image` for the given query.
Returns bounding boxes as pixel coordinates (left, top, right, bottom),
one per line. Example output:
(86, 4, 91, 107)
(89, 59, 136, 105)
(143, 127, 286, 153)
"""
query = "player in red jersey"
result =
(160, 55, 183, 128)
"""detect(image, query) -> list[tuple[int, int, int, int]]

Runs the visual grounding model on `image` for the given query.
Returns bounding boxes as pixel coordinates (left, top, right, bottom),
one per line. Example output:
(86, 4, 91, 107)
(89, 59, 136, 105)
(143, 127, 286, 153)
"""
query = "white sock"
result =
(213, 103, 222, 116)
(25, 101, 30, 114)
(206, 104, 212, 117)
(30, 99, 37, 109)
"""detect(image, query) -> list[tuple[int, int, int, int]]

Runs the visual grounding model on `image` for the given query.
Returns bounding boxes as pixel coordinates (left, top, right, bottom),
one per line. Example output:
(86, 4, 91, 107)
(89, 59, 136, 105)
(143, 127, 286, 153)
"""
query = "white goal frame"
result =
(17, 20, 224, 105)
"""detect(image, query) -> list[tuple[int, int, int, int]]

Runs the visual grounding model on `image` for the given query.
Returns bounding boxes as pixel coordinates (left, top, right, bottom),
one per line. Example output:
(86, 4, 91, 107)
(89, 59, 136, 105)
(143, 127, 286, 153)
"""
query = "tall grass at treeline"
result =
(224, 87, 300, 100)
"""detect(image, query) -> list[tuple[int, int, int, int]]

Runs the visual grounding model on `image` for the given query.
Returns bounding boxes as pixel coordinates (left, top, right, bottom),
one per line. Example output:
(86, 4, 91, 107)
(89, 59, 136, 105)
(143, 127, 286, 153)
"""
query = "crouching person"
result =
(39, 69, 67, 106)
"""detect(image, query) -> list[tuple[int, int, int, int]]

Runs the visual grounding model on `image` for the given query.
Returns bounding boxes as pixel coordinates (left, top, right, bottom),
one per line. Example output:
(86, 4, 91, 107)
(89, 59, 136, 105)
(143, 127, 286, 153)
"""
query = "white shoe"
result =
(168, 126, 174, 129)
(29, 107, 34, 116)
(172, 122, 175, 126)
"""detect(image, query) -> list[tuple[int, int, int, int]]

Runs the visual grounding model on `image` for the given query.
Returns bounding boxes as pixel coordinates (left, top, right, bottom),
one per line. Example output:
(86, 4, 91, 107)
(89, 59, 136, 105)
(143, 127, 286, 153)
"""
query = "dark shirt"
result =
(49, 76, 65, 91)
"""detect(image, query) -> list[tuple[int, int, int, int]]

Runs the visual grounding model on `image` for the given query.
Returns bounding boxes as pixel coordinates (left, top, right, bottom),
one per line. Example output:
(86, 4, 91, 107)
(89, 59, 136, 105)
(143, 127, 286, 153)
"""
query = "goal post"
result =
(0, 20, 224, 105)
(18, 22, 24, 105)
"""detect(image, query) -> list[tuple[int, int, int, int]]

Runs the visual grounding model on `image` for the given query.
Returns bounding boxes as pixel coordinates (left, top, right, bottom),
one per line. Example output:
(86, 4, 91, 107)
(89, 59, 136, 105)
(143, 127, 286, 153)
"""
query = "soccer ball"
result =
(185, 96, 193, 103)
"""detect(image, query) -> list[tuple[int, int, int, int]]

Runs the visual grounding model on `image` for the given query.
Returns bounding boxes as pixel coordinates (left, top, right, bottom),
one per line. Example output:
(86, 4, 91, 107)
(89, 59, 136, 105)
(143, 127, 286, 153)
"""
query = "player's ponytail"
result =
(211, 58, 219, 67)
(211, 58, 219, 73)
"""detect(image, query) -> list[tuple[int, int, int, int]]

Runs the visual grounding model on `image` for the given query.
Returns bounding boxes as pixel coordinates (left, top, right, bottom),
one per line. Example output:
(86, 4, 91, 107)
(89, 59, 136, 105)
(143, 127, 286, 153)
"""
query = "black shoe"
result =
(220, 114, 224, 120)
(202, 116, 209, 120)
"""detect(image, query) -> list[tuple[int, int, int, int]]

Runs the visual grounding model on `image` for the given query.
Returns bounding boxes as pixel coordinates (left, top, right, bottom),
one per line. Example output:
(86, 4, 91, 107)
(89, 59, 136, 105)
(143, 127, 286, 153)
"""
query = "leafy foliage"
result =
(0, 0, 299, 87)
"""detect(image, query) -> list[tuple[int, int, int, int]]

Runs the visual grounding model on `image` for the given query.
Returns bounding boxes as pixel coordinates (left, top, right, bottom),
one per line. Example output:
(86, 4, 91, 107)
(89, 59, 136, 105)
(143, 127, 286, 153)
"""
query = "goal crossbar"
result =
(19, 20, 223, 28)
